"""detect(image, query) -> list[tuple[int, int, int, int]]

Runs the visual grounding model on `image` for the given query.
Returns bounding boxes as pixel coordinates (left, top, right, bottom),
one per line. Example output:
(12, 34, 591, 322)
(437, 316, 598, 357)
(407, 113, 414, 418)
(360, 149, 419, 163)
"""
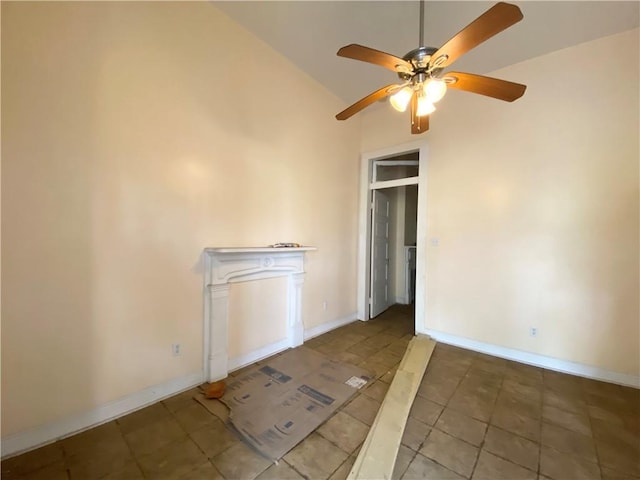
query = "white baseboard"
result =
(303, 312, 358, 341)
(2, 314, 362, 460)
(228, 338, 291, 372)
(1, 371, 204, 460)
(423, 329, 640, 389)
(396, 296, 409, 305)
(228, 314, 360, 371)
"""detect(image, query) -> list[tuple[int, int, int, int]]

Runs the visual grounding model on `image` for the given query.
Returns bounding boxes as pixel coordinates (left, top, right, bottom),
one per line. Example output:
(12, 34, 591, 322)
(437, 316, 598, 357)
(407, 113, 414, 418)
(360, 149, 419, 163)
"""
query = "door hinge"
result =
(368, 297, 373, 305)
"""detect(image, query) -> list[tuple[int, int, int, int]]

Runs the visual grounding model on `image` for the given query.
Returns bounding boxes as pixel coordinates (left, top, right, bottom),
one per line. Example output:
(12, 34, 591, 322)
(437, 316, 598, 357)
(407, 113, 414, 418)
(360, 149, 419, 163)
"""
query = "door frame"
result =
(357, 140, 428, 334)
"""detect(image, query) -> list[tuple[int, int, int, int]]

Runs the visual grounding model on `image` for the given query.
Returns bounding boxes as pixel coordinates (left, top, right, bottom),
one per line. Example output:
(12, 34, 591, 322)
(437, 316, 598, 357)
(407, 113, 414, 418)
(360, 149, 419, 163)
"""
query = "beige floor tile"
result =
(318, 411, 369, 454)
(588, 404, 632, 427)
(503, 362, 544, 386)
(124, 416, 187, 457)
(447, 386, 498, 422)
(137, 437, 209, 480)
(491, 406, 541, 442)
(543, 388, 588, 415)
(502, 378, 543, 402)
(543, 371, 583, 397)
(332, 350, 365, 367)
(591, 417, 640, 453)
(596, 441, 640, 477)
(600, 465, 640, 480)
(328, 455, 356, 480)
(18, 460, 68, 480)
(347, 342, 380, 359)
(284, 432, 349, 480)
(495, 388, 542, 420)
(427, 359, 471, 380)
(409, 397, 443, 426)
(401, 417, 431, 451)
(1, 443, 64, 478)
(67, 449, 134, 480)
(64, 427, 132, 477)
(540, 445, 601, 480)
(212, 441, 272, 479)
(100, 459, 145, 479)
(368, 349, 402, 370)
(542, 404, 592, 436)
(61, 421, 122, 456)
(402, 452, 465, 479)
(419, 429, 479, 478)
(417, 374, 460, 406)
(255, 461, 304, 479)
(117, 402, 170, 434)
(379, 367, 398, 384)
(391, 444, 415, 480)
(188, 418, 240, 458)
(196, 396, 230, 422)
(362, 333, 397, 350)
(472, 450, 537, 480)
(179, 461, 224, 480)
(162, 388, 201, 413)
(435, 408, 488, 446)
(173, 402, 217, 433)
(386, 338, 411, 357)
(463, 368, 504, 389)
(357, 359, 393, 379)
(541, 422, 597, 463)
(483, 425, 539, 471)
(361, 380, 390, 402)
(343, 394, 381, 426)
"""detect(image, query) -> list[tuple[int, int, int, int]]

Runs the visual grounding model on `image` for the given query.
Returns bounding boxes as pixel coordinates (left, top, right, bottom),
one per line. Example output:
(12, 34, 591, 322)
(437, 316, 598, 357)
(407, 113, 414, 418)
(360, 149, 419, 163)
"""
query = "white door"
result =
(370, 190, 390, 318)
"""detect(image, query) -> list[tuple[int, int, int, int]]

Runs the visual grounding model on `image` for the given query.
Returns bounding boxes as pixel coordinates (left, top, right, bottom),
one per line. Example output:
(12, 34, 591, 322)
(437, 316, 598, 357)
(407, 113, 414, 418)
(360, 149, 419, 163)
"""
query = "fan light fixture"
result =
(390, 78, 446, 115)
(416, 94, 436, 116)
(389, 87, 413, 112)
(424, 78, 447, 103)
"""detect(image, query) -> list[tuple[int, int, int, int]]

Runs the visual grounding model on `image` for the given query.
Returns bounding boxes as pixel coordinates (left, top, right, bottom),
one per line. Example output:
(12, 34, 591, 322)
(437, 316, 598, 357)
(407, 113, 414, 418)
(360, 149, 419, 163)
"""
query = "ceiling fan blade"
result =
(430, 2, 523, 70)
(444, 72, 526, 102)
(410, 95, 429, 134)
(336, 84, 400, 120)
(337, 44, 413, 74)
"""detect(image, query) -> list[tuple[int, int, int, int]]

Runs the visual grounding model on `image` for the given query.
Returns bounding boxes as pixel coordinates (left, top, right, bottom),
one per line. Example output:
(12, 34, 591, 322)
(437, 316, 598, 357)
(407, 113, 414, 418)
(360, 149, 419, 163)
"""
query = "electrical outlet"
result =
(529, 327, 537, 338)
(172, 343, 181, 356)
(322, 300, 328, 311)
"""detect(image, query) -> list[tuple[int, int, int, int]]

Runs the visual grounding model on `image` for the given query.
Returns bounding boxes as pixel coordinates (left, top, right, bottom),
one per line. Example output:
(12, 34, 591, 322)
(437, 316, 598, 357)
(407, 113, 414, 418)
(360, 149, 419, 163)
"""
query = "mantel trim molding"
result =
(202, 247, 316, 382)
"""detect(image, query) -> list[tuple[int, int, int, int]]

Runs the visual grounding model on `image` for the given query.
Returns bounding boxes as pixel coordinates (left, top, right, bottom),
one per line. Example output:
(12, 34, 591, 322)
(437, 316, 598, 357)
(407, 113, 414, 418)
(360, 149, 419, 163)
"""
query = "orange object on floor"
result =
(204, 381, 226, 399)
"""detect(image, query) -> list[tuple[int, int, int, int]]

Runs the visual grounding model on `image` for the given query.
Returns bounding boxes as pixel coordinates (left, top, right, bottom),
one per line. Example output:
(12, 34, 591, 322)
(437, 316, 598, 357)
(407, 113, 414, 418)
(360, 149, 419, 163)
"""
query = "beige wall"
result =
(1, 2, 361, 437)
(361, 28, 639, 376)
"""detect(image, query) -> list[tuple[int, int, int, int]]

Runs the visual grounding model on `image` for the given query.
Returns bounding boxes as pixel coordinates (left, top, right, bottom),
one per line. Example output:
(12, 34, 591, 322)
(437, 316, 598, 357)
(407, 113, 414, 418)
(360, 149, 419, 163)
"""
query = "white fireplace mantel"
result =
(203, 246, 316, 382)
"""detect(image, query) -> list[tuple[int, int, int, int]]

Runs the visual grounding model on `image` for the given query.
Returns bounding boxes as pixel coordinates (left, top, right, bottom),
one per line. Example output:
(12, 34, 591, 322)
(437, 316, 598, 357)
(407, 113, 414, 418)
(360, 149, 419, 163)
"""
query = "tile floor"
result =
(2, 305, 639, 479)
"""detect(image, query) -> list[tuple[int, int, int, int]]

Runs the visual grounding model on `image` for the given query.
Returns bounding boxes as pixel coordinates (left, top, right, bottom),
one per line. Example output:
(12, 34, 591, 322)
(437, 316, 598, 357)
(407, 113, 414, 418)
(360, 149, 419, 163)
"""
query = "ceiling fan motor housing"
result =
(398, 46, 444, 81)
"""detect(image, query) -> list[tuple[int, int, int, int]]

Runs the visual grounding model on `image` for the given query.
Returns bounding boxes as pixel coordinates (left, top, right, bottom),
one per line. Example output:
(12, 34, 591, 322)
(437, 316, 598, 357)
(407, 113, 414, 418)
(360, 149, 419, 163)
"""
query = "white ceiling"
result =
(214, 1, 639, 105)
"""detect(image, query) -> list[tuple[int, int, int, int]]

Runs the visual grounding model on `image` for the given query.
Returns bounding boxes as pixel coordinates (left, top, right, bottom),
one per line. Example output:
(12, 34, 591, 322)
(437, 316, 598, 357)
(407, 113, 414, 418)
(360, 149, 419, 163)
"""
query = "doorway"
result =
(357, 141, 428, 331)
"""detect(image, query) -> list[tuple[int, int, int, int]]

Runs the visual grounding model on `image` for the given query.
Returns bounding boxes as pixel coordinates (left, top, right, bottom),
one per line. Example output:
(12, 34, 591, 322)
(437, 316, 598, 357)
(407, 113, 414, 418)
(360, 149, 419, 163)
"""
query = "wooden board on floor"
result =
(348, 334, 436, 480)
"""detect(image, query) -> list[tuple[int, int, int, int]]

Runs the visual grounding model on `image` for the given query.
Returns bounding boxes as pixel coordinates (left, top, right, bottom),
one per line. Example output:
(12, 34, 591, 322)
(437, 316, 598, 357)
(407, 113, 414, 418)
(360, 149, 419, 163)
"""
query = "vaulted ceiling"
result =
(215, 1, 639, 105)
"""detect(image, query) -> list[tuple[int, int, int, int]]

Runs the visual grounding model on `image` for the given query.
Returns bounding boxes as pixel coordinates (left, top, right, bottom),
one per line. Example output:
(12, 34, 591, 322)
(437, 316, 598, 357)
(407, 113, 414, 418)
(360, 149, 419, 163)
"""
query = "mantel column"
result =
(288, 273, 305, 348)
(208, 284, 230, 382)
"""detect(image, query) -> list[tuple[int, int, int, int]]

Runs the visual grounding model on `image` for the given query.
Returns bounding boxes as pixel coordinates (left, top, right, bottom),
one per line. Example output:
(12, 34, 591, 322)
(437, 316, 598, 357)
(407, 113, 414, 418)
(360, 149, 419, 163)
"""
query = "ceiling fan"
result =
(335, 1, 527, 134)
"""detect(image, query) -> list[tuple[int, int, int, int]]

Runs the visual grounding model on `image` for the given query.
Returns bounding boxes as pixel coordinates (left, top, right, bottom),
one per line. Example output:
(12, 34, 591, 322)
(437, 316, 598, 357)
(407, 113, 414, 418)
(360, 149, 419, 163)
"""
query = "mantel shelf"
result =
(205, 246, 317, 254)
